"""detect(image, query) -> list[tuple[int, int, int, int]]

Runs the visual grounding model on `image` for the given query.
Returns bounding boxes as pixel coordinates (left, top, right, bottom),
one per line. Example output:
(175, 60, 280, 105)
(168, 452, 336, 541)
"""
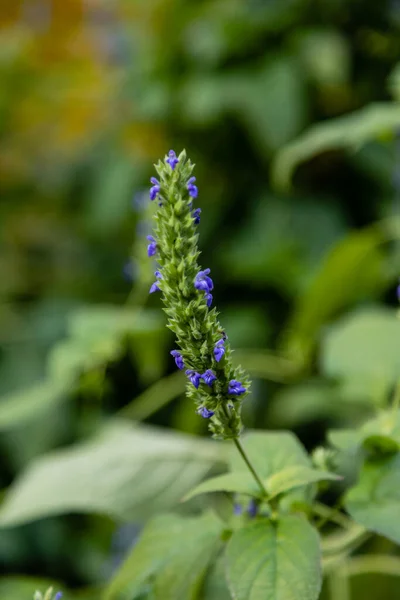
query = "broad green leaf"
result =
(183, 472, 261, 502)
(322, 308, 400, 385)
(225, 515, 322, 600)
(266, 465, 340, 499)
(229, 431, 313, 507)
(104, 513, 222, 600)
(47, 306, 166, 385)
(272, 102, 400, 191)
(0, 420, 221, 527)
(229, 431, 310, 479)
(345, 453, 400, 544)
(0, 380, 69, 432)
(284, 228, 385, 360)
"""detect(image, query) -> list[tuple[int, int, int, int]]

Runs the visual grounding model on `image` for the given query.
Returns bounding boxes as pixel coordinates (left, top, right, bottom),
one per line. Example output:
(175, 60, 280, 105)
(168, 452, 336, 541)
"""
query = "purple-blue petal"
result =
(149, 282, 160, 294)
(202, 369, 217, 386)
(205, 292, 213, 307)
(197, 406, 215, 418)
(166, 150, 179, 170)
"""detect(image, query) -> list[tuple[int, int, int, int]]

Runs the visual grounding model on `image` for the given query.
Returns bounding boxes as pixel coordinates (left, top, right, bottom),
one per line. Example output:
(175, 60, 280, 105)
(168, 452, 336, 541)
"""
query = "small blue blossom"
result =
(197, 406, 215, 418)
(150, 177, 161, 201)
(187, 176, 198, 198)
(192, 208, 201, 224)
(228, 380, 246, 396)
(186, 369, 202, 389)
(202, 369, 217, 386)
(397, 280, 400, 302)
(54, 594, 63, 600)
(170, 350, 184, 370)
(214, 338, 225, 362)
(147, 235, 157, 257)
(166, 150, 179, 170)
(195, 268, 214, 292)
(205, 292, 213, 307)
(247, 499, 258, 518)
(149, 270, 162, 294)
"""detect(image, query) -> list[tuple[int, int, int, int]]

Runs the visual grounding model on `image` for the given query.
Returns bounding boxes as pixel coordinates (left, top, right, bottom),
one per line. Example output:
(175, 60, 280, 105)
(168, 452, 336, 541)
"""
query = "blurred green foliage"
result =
(1, 0, 400, 598)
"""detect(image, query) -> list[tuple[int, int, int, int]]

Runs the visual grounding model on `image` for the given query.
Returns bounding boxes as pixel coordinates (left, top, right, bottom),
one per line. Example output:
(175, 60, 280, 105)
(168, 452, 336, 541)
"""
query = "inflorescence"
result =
(144, 149, 250, 438)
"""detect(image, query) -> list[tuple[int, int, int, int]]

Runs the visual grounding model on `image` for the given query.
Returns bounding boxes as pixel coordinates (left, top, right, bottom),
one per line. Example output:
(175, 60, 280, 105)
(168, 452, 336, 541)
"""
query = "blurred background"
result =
(1, 0, 400, 598)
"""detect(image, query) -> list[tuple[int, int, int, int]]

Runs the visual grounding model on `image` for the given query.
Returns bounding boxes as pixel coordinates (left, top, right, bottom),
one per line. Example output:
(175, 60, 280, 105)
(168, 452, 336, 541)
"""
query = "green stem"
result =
(232, 437, 268, 498)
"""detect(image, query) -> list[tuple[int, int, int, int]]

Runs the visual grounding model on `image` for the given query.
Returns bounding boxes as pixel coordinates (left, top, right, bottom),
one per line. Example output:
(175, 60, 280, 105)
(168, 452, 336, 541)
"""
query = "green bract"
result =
(149, 150, 250, 439)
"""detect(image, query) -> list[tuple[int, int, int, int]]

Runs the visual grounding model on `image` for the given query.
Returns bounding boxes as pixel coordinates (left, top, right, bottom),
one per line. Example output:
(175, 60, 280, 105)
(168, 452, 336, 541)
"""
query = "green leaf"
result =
(345, 453, 400, 544)
(284, 228, 386, 360)
(0, 420, 221, 527)
(266, 465, 340, 499)
(272, 102, 400, 191)
(0, 380, 68, 432)
(225, 515, 322, 600)
(362, 435, 400, 458)
(229, 431, 314, 507)
(322, 308, 400, 385)
(201, 553, 232, 600)
(229, 431, 310, 478)
(104, 513, 222, 600)
(183, 472, 261, 502)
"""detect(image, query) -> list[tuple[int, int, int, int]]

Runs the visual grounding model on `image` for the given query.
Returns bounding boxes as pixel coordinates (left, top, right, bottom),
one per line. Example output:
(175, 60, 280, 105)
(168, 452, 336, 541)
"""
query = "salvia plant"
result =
(97, 149, 400, 600)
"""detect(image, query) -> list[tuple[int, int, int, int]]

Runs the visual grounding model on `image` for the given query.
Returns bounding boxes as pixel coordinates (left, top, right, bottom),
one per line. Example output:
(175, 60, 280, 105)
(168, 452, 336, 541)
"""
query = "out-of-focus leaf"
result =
(322, 308, 400, 385)
(294, 28, 350, 86)
(47, 306, 165, 383)
(221, 195, 346, 291)
(181, 55, 306, 152)
(0, 380, 69, 432)
(345, 453, 400, 545)
(104, 512, 222, 600)
(284, 227, 386, 360)
(272, 102, 400, 191)
(225, 515, 322, 600)
(201, 553, 231, 600)
(0, 420, 222, 527)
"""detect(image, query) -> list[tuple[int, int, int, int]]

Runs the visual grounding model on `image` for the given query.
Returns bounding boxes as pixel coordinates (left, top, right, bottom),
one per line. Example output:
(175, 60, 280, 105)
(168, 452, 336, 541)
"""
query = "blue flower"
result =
(228, 380, 246, 395)
(150, 177, 161, 201)
(202, 369, 217, 386)
(397, 281, 400, 302)
(170, 350, 184, 370)
(192, 208, 201, 224)
(185, 369, 202, 389)
(147, 235, 157, 257)
(195, 268, 213, 292)
(149, 270, 162, 294)
(205, 292, 213, 307)
(187, 176, 198, 198)
(54, 594, 63, 600)
(214, 339, 225, 362)
(247, 499, 258, 518)
(197, 406, 215, 418)
(166, 150, 179, 170)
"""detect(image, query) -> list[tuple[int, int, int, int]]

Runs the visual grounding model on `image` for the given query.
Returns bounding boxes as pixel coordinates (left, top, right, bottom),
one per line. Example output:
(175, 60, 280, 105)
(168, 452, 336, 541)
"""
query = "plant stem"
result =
(232, 437, 268, 497)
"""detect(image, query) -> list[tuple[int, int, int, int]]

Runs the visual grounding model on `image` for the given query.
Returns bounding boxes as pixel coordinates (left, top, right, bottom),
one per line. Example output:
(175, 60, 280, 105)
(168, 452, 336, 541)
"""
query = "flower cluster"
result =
(144, 149, 250, 438)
